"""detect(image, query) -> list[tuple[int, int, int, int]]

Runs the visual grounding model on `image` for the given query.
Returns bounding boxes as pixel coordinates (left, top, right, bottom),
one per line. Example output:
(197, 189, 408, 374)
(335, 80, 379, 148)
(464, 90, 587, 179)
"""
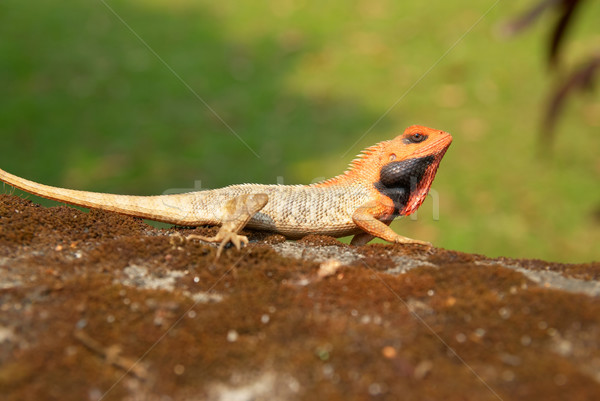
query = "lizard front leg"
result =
(351, 201, 431, 246)
(188, 193, 268, 258)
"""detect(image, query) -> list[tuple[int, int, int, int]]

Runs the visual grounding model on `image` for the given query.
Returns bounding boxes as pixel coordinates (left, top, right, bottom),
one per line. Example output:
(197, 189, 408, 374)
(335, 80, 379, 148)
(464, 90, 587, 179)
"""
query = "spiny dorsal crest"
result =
(312, 139, 390, 186)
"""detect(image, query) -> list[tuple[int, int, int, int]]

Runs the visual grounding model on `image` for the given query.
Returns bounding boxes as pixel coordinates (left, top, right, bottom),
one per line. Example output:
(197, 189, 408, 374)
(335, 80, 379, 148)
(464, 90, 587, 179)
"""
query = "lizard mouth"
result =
(421, 132, 452, 158)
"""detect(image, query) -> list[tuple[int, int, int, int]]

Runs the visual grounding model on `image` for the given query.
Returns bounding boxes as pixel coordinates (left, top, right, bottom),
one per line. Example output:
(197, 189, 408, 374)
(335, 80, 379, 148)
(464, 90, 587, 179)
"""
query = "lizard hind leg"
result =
(187, 193, 268, 258)
(350, 232, 374, 246)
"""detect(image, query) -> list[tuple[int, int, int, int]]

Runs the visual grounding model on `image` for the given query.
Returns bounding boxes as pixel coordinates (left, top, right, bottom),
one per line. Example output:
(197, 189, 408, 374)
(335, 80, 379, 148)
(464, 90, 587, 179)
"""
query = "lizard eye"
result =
(389, 154, 396, 161)
(409, 132, 427, 143)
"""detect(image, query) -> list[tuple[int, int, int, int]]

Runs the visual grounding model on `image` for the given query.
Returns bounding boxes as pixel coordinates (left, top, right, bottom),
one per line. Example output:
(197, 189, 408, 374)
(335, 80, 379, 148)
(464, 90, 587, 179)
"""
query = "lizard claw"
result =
(215, 231, 249, 258)
(187, 229, 249, 259)
(393, 235, 432, 247)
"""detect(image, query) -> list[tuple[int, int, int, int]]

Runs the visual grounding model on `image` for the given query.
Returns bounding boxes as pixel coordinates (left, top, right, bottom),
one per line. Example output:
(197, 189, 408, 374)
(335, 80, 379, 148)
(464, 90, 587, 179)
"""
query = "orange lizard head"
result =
(321, 125, 452, 217)
(375, 125, 452, 216)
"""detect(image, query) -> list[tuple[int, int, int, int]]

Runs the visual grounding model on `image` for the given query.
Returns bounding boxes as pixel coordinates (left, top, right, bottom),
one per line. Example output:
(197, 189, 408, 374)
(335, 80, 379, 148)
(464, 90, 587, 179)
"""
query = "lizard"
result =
(0, 125, 452, 257)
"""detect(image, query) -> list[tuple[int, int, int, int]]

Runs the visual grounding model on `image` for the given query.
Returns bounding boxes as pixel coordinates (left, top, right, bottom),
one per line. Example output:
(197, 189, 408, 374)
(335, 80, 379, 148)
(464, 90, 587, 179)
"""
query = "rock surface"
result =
(1, 194, 599, 401)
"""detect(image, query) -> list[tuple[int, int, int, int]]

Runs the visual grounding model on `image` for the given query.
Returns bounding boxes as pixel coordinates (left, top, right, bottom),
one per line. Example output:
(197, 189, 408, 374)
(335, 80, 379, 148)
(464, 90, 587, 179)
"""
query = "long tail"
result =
(0, 168, 209, 225)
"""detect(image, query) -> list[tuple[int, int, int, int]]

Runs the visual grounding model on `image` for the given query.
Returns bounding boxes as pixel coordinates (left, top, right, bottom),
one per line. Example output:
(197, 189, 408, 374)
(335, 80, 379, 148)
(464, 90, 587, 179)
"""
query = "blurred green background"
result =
(1, 0, 598, 262)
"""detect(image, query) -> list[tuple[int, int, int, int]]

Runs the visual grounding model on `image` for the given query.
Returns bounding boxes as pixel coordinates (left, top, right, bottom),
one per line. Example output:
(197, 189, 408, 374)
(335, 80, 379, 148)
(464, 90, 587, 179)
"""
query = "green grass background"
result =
(1, 0, 598, 262)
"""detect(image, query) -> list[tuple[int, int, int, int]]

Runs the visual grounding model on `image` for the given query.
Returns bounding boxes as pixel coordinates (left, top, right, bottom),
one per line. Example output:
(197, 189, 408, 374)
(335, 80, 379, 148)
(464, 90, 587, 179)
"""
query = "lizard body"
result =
(0, 125, 452, 256)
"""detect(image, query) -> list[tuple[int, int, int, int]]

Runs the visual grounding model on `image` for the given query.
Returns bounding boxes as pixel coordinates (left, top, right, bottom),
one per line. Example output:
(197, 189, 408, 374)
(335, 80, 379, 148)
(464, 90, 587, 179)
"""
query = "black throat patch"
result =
(374, 155, 435, 215)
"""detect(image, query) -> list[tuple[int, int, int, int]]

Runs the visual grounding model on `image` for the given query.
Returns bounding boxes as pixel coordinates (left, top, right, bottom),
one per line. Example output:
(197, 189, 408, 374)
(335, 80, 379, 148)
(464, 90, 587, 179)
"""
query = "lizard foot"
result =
(393, 234, 432, 247)
(187, 193, 268, 259)
(187, 229, 249, 259)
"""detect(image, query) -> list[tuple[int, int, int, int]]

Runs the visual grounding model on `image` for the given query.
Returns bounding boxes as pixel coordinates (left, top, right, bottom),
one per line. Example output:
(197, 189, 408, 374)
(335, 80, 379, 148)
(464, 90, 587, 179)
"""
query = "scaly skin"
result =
(0, 125, 452, 257)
